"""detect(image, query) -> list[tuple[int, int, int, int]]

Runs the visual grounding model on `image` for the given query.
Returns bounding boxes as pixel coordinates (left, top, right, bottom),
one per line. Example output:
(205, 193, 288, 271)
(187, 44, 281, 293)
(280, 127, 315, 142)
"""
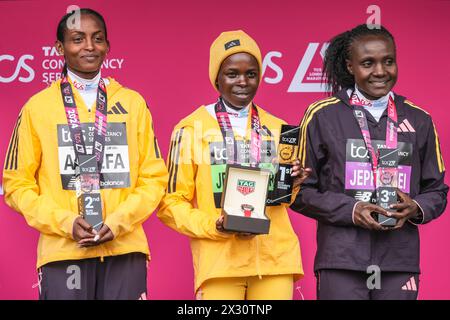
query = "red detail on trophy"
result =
(241, 204, 255, 217)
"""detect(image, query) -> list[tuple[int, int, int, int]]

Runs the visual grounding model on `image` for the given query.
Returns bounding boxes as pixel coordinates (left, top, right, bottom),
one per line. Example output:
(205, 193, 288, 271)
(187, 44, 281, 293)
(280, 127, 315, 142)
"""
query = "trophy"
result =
(271, 124, 300, 204)
(376, 148, 398, 227)
(221, 164, 271, 234)
(75, 154, 103, 231)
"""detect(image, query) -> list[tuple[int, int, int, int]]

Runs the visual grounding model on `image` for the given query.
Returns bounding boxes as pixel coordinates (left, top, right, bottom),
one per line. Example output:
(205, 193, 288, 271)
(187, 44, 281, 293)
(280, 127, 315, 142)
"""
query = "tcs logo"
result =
(0, 54, 35, 83)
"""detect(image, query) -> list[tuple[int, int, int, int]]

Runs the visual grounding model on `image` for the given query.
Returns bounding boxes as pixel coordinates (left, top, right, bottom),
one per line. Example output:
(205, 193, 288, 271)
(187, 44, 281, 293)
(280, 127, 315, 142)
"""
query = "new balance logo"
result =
(397, 119, 415, 133)
(107, 102, 128, 115)
(401, 276, 417, 291)
(355, 191, 373, 202)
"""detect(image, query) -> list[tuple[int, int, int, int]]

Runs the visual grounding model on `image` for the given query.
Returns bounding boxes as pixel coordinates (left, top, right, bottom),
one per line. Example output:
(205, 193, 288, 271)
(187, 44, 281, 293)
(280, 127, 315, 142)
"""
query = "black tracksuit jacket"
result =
(291, 89, 448, 273)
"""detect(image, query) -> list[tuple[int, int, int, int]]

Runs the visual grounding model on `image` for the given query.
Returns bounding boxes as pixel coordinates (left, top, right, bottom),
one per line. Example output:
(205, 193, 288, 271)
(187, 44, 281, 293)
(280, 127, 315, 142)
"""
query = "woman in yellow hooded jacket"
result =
(158, 30, 310, 300)
(2, 8, 168, 299)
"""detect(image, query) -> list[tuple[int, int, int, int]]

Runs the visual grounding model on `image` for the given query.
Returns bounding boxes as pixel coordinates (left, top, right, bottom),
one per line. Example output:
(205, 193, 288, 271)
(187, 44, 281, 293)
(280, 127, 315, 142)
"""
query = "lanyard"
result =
(214, 98, 261, 166)
(350, 92, 398, 189)
(60, 76, 108, 172)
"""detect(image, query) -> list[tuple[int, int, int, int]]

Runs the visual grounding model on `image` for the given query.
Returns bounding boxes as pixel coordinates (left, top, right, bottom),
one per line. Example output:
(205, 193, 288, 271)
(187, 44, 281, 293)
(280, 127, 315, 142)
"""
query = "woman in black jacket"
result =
(291, 23, 448, 300)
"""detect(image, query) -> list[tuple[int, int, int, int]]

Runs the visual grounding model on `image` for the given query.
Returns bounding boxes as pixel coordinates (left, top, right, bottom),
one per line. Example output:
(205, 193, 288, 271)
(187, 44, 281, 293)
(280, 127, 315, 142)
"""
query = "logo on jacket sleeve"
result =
(397, 119, 415, 133)
(401, 276, 418, 291)
(237, 179, 255, 196)
(107, 102, 128, 115)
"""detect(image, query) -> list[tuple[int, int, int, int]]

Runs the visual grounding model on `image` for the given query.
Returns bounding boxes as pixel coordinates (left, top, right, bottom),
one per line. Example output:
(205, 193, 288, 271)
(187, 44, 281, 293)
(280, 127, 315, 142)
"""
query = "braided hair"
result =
(323, 24, 395, 95)
(56, 8, 108, 76)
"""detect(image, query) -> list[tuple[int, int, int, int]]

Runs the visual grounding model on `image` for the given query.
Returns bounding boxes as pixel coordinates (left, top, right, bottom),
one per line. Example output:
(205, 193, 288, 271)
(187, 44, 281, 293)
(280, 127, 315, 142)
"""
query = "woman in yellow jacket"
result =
(2, 8, 168, 299)
(158, 30, 310, 300)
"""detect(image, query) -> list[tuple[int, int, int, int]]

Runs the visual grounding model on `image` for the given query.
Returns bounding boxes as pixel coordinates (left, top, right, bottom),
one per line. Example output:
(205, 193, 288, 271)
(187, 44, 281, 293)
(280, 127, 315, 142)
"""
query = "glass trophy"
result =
(272, 124, 300, 204)
(376, 148, 398, 227)
(75, 154, 103, 231)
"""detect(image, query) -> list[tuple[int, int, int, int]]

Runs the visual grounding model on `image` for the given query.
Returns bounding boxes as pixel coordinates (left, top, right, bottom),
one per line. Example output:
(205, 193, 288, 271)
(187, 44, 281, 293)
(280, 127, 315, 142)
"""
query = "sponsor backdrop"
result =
(1, 0, 449, 299)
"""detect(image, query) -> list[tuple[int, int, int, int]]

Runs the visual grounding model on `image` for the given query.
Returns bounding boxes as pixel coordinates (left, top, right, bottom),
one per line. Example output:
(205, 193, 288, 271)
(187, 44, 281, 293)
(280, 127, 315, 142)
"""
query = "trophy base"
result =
(223, 214, 270, 235)
(378, 214, 397, 227)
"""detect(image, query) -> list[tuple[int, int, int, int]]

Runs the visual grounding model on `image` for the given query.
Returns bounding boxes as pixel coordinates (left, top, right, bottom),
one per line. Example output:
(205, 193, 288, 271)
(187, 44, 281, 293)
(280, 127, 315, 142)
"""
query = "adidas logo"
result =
(397, 119, 415, 133)
(138, 292, 147, 300)
(224, 39, 240, 50)
(107, 102, 128, 115)
(401, 276, 417, 291)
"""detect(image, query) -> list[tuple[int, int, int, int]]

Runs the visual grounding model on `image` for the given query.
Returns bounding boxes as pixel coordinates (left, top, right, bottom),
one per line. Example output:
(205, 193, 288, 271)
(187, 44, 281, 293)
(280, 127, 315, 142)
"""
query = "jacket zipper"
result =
(255, 236, 262, 279)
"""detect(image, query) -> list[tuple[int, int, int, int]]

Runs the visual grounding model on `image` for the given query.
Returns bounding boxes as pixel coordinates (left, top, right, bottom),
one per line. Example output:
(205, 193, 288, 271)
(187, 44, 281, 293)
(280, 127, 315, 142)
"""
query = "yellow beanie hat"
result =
(209, 30, 262, 91)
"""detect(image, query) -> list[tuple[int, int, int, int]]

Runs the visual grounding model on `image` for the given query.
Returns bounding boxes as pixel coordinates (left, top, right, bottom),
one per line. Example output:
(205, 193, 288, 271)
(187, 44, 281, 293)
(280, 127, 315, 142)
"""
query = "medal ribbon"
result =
(351, 92, 398, 190)
(214, 98, 261, 166)
(60, 76, 108, 173)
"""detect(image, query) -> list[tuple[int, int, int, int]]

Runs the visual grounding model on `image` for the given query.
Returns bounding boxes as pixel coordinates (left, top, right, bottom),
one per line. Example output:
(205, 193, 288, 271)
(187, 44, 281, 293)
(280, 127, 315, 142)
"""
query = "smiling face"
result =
(55, 13, 109, 79)
(346, 34, 398, 99)
(216, 52, 260, 108)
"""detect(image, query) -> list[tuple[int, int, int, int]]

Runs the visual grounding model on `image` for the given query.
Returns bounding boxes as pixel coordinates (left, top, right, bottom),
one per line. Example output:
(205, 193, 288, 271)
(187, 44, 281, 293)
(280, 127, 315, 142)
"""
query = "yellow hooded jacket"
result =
(3, 78, 168, 268)
(158, 104, 303, 292)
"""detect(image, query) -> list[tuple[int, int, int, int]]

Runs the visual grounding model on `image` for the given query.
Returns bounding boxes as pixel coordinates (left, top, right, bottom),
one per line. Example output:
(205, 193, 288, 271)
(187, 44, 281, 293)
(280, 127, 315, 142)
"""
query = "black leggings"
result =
(38, 252, 147, 300)
(316, 269, 419, 300)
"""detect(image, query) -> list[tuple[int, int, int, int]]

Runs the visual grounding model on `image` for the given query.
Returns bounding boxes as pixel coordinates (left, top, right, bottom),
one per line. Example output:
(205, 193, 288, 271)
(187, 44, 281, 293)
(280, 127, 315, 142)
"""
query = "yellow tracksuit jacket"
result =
(3, 78, 168, 268)
(158, 104, 303, 292)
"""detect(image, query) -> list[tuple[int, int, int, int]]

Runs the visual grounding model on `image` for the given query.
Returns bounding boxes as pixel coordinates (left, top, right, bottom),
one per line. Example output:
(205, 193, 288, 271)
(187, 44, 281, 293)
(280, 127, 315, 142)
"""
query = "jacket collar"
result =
(335, 88, 407, 116)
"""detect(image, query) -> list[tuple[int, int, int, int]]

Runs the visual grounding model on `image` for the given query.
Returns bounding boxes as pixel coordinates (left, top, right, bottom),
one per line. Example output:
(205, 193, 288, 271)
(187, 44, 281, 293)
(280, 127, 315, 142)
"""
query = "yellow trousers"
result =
(196, 274, 294, 300)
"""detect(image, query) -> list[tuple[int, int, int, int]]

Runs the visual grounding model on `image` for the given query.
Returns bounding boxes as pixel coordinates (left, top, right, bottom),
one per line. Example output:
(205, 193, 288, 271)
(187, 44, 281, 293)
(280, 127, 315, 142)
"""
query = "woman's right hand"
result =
(216, 215, 255, 239)
(72, 216, 96, 242)
(353, 202, 391, 231)
(291, 158, 312, 189)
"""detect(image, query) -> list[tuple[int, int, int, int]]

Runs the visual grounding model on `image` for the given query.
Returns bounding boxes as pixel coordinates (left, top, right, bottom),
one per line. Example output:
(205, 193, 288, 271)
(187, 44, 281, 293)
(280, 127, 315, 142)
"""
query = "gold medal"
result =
(279, 145, 294, 162)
